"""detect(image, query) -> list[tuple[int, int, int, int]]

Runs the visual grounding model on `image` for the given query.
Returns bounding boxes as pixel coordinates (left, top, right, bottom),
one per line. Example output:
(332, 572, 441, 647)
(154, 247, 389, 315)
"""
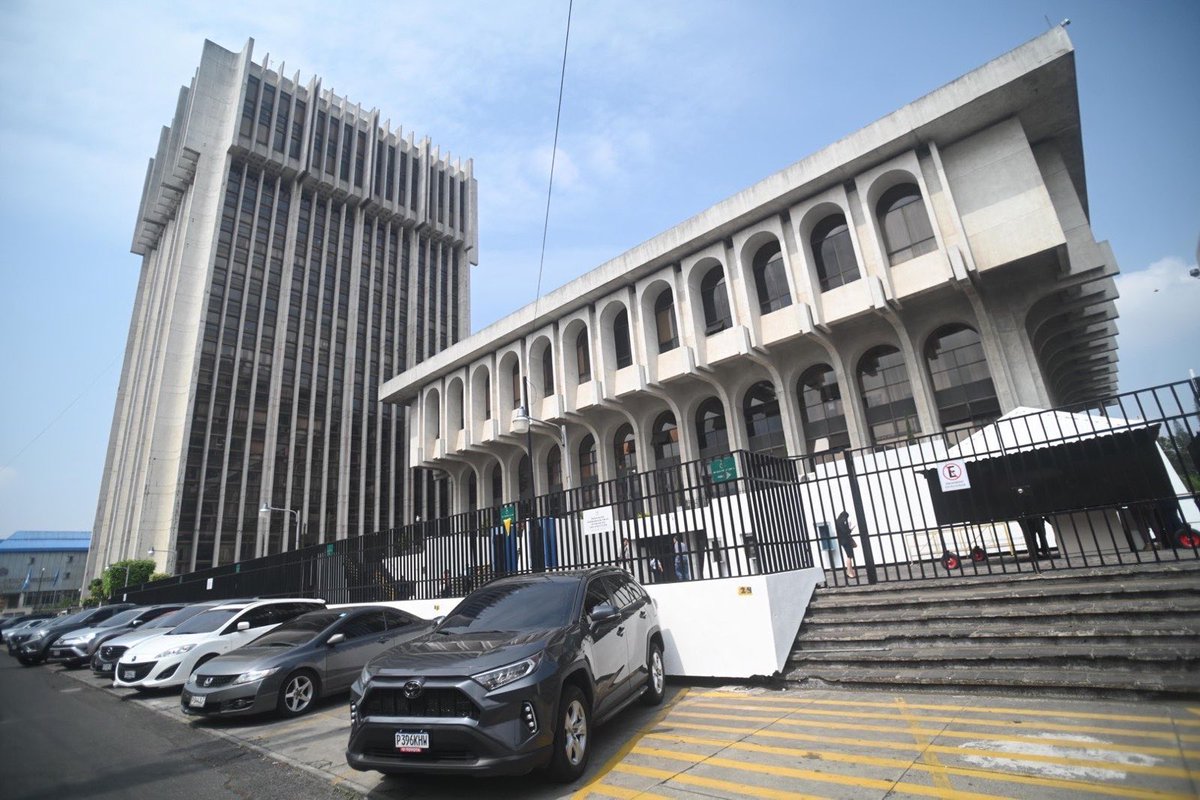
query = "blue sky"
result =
(1, 0, 1197, 537)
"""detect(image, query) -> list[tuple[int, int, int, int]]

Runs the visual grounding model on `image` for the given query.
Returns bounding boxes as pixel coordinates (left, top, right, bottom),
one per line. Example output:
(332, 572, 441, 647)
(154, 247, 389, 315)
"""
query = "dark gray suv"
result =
(346, 567, 664, 782)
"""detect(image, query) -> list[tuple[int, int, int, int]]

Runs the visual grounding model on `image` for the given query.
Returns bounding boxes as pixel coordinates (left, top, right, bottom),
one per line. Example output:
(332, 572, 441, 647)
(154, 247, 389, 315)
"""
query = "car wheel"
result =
(278, 670, 319, 717)
(18, 655, 38, 667)
(641, 642, 665, 706)
(547, 684, 590, 782)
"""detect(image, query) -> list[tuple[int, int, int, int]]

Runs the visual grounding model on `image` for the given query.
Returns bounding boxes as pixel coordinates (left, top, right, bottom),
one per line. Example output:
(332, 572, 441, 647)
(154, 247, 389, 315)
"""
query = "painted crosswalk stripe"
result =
(633, 743, 1016, 800)
(692, 692, 1200, 727)
(655, 719, 1193, 780)
(616, 760, 829, 800)
(683, 699, 1189, 743)
(669, 709, 1198, 760)
(645, 731, 1192, 800)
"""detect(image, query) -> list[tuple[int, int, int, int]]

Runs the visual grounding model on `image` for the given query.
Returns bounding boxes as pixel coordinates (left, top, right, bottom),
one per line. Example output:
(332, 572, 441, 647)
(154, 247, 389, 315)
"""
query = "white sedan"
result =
(114, 599, 324, 690)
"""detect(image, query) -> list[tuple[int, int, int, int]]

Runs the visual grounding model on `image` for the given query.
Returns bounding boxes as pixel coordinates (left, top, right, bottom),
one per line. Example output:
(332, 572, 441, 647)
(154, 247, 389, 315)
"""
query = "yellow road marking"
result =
(657, 720, 1194, 780)
(646, 730, 1192, 800)
(572, 687, 693, 800)
(671, 709, 1198, 760)
(693, 691, 1200, 727)
(634, 744, 1015, 800)
(615, 761, 828, 799)
(585, 783, 671, 799)
(685, 699, 1188, 743)
(897, 695, 953, 790)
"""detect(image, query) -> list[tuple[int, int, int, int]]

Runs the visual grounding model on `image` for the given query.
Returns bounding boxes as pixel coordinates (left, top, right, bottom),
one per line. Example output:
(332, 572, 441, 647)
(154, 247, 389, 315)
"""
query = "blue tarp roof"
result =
(0, 531, 92, 552)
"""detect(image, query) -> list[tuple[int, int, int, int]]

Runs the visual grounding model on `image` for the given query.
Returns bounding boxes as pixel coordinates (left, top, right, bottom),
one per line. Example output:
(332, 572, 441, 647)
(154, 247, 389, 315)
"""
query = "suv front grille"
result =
(361, 687, 480, 719)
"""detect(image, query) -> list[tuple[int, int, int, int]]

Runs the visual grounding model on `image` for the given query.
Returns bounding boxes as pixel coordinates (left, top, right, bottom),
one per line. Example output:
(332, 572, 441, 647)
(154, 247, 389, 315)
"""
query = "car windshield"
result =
(439, 580, 578, 633)
(250, 610, 345, 647)
(148, 604, 213, 630)
(98, 608, 144, 627)
(51, 610, 87, 626)
(166, 608, 242, 635)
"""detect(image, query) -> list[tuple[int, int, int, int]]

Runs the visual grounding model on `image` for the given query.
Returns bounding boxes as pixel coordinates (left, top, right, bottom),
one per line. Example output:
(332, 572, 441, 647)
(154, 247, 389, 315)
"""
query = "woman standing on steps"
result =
(835, 510, 857, 581)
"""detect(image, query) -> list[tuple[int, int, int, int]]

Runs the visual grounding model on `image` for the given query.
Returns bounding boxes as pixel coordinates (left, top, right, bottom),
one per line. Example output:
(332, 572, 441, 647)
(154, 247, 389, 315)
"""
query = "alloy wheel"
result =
(563, 698, 588, 766)
(283, 674, 314, 713)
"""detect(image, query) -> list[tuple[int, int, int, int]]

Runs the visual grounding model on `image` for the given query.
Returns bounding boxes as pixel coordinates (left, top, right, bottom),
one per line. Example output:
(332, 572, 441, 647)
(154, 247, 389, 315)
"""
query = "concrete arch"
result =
(469, 362, 492, 427)
(639, 277, 677, 355)
(446, 376, 465, 432)
(527, 333, 555, 403)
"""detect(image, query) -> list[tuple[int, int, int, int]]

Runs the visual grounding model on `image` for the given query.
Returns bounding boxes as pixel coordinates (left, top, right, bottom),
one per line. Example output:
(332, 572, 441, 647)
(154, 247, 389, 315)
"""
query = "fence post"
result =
(843, 449, 878, 584)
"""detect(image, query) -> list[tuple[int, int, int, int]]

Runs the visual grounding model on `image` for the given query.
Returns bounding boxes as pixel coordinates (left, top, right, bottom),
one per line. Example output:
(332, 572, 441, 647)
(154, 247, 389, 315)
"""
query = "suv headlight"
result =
(61, 632, 96, 647)
(155, 643, 197, 658)
(233, 667, 278, 685)
(471, 653, 542, 692)
(28, 630, 48, 641)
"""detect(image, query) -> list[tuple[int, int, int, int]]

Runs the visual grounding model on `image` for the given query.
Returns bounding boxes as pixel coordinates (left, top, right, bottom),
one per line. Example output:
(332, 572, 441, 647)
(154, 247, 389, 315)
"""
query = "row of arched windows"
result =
(438, 322, 994, 463)
(447, 184, 941, 436)
(467, 324, 995, 510)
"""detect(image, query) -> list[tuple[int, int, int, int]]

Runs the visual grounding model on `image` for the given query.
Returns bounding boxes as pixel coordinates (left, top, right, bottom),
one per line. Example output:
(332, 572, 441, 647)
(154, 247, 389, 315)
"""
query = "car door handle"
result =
(617, 625, 625, 636)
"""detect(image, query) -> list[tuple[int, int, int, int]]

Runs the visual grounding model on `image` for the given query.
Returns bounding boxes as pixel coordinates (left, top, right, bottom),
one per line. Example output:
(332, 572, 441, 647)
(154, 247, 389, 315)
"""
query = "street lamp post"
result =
(259, 503, 302, 552)
(35, 568, 45, 611)
(260, 503, 304, 595)
(513, 380, 569, 574)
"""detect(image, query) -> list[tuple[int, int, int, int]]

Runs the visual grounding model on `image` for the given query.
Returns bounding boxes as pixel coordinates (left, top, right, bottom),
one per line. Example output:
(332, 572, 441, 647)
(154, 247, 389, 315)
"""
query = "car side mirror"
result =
(131, 620, 143, 627)
(589, 603, 618, 624)
(236, 621, 250, 632)
(326, 633, 346, 647)
(432, 616, 445, 626)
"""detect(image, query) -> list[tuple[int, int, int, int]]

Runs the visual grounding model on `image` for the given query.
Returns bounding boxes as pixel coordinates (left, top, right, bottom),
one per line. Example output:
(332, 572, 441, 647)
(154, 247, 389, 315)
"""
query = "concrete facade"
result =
(88, 39, 476, 583)
(382, 28, 1119, 520)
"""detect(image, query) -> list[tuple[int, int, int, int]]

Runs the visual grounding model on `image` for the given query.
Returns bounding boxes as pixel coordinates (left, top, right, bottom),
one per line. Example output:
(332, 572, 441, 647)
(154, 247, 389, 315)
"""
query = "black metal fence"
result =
(126, 449, 813, 605)
(803, 378, 1200, 586)
(126, 379, 1200, 605)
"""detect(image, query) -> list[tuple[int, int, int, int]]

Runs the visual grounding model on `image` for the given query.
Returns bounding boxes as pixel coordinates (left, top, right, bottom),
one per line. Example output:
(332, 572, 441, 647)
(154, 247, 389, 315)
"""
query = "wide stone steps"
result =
(786, 561, 1200, 696)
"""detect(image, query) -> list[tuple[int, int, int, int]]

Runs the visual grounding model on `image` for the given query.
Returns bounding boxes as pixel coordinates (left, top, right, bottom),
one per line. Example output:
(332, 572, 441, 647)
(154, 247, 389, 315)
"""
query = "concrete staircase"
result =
(786, 561, 1200, 695)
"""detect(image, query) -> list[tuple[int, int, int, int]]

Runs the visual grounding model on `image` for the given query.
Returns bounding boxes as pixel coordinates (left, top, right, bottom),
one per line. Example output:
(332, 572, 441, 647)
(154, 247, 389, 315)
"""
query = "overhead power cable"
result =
(532, 0, 574, 320)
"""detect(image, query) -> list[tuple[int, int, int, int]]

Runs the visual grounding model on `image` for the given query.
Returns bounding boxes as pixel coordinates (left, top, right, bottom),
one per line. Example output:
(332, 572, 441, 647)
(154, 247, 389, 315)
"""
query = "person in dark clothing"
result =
(1018, 516, 1052, 558)
(438, 569, 455, 598)
(835, 511, 857, 580)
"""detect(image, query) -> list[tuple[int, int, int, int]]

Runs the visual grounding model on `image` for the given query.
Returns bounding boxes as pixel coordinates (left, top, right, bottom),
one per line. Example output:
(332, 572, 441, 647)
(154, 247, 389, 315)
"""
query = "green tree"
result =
(82, 578, 106, 607)
(101, 559, 156, 600)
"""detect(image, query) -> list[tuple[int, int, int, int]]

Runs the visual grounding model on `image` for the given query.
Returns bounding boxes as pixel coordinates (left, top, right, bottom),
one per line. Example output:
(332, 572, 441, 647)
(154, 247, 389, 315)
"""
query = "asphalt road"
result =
(0, 656, 356, 800)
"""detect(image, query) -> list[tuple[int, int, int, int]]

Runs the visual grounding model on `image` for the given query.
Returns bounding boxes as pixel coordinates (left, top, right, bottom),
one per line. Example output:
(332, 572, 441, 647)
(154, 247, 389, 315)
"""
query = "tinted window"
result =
(168, 608, 242, 635)
(384, 610, 419, 629)
(583, 579, 613, 618)
(238, 606, 277, 630)
(610, 577, 643, 609)
(149, 604, 217, 630)
(252, 610, 345, 647)
(440, 580, 579, 633)
(98, 608, 145, 627)
(136, 606, 183, 624)
(339, 612, 387, 639)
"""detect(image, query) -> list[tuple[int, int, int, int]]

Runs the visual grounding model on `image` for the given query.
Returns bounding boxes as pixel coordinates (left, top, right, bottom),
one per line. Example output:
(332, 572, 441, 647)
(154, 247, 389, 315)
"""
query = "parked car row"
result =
(5, 566, 666, 783)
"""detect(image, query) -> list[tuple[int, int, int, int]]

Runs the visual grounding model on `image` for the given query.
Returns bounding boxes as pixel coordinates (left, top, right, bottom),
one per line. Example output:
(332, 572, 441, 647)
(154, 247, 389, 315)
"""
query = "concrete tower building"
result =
(87, 39, 477, 581)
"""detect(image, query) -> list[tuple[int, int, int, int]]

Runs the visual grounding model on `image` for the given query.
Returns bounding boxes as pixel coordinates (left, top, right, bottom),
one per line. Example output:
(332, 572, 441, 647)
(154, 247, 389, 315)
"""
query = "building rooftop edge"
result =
(380, 27, 1080, 404)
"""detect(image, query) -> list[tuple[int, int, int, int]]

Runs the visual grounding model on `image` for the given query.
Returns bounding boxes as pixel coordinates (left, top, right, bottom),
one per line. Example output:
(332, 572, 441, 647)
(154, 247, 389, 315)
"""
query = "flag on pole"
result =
(51, 568, 61, 585)
(19, 568, 32, 591)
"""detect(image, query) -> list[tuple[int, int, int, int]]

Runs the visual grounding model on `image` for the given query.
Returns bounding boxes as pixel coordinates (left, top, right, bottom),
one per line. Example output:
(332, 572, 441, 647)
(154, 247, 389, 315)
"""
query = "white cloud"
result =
(1113, 256, 1200, 391)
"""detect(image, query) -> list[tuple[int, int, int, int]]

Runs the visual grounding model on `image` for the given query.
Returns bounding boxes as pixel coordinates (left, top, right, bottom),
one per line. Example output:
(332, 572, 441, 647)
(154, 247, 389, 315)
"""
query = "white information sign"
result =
(206, 577, 214, 590)
(937, 459, 971, 492)
(581, 506, 615, 536)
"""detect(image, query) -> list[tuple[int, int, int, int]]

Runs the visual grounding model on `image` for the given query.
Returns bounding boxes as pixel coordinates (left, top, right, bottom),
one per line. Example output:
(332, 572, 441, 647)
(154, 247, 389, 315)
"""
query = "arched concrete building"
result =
(382, 28, 1120, 524)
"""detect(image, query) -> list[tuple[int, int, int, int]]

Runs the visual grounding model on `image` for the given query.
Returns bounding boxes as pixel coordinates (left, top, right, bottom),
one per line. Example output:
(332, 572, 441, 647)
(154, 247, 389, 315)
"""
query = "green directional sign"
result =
(326, 543, 335, 556)
(500, 503, 518, 534)
(709, 454, 738, 484)
(235, 563, 241, 573)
